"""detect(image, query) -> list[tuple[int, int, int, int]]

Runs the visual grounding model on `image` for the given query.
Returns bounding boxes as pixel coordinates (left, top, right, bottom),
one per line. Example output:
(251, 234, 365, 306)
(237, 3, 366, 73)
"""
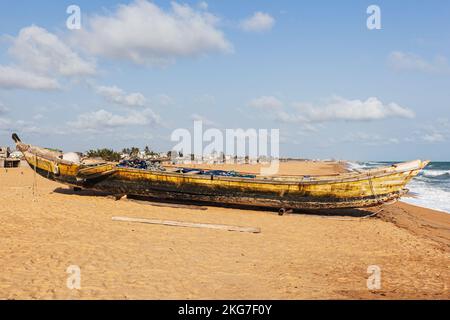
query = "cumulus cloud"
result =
(274, 110, 307, 123)
(96, 85, 146, 107)
(68, 108, 160, 131)
(412, 119, 449, 144)
(198, 1, 208, 10)
(0, 25, 95, 90)
(8, 25, 96, 77)
(0, 117, 68, 135)
(0, 65, 60, 90)
(335, 132, 401, 146)
(249, 96, 283, 109)
(240, 12, 275, 32)
(388, 51, 450, 74)
(73, 0, 232, 66)
(250, 96, 414, 123)
(421, 120, 448, 143)
(423, 132, 445, 143)
(293, 96, 415, 122)
(0, 117, 30, 133)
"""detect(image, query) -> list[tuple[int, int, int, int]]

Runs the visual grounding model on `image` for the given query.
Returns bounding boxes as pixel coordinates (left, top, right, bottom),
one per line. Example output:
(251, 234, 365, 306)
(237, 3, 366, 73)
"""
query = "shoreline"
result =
(377, 202, 450, 250)
(400, 200, 450, 215)
(344, 160, 450, 215)
(341, 159, 450, 250)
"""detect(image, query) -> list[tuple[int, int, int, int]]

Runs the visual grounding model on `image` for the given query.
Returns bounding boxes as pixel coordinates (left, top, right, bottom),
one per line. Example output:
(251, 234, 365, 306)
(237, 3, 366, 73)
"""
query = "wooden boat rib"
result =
(12, 133, 429, 210)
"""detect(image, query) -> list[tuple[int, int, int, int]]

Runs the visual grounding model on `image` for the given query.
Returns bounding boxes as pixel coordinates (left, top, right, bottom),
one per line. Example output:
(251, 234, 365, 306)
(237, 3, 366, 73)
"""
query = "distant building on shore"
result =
(0, 146, 8, 158)
(0, 146, 21, 168)
(169, 152, 275, 165)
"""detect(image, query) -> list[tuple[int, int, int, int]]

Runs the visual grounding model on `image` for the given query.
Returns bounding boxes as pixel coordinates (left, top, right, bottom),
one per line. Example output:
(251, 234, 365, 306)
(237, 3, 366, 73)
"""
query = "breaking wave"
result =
(347, 161, 450, 214)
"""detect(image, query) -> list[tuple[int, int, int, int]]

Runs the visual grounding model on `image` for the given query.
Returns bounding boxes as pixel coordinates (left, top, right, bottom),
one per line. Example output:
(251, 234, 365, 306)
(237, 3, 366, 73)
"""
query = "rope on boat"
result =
(308, 173, 387, 221)
(32, 154, 37, 197)
(367, 173, 383, 206)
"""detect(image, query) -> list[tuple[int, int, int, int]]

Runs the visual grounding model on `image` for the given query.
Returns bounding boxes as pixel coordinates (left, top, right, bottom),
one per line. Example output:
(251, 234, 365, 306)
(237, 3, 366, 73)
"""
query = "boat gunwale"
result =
(20, 142, 428, 186)
(111, 163, 424, 185)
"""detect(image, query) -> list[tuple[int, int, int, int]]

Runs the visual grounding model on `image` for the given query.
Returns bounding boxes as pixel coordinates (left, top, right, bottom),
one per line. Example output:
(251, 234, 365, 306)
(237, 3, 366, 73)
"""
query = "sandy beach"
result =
(0, 161, 448, 300)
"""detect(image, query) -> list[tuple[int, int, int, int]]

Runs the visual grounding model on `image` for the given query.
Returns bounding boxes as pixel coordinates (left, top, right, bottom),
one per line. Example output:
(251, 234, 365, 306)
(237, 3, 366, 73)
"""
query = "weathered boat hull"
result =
(13, 134, 428, 210)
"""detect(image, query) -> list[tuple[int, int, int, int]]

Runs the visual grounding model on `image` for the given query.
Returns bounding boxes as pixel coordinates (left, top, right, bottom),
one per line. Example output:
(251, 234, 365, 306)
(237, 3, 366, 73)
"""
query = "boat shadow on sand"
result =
(52, 187, 377, 218)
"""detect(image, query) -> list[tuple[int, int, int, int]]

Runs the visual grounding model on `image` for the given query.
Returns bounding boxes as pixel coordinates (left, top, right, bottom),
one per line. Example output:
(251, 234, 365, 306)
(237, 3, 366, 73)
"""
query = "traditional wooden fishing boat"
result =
(12, 133, 428, 211)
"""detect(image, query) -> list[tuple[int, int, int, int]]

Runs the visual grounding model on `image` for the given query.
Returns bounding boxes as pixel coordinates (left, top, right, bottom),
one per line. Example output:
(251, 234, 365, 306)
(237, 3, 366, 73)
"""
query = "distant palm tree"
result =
(86, 149, 121, 162)
(130, 147, 140, 157)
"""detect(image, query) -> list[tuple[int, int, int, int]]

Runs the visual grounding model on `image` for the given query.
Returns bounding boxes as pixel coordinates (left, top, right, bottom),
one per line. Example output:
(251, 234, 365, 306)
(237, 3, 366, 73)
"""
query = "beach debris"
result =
(0, 145, 21, 168)
(106, 194, 127, 201)
(175, 168, 256, 178)
(112, 216, 261, 233)
(278, 208, 293, 216)
(117, 159, 166, 171)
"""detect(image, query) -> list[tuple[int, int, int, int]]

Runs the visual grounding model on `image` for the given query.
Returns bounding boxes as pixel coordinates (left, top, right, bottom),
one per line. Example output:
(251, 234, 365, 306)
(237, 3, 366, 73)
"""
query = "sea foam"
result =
(347, 161, 450, 214)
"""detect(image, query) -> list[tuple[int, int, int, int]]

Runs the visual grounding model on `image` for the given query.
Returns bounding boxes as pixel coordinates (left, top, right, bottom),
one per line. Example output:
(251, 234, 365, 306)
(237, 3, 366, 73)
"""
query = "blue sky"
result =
(0, 0, 449, 161)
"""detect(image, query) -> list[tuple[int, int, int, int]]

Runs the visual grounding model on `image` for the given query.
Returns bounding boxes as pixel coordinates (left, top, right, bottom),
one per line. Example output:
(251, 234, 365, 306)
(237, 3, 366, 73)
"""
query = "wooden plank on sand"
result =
(112, 216, 261, 234)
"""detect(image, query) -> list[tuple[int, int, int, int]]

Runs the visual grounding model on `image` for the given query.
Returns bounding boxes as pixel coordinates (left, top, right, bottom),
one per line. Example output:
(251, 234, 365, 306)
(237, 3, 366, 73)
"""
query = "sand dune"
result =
(0, 163, 448, 299)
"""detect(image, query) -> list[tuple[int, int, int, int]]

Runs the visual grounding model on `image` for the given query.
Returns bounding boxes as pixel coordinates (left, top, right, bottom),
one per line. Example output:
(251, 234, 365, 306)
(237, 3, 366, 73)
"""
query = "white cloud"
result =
(0, 25, 95, 90)
(336, 132, 401, 146)
(0, 117, 10, 129)
(198, 1, 208, 10)
(0, 117, 35, 133)
(275, 110, 308, 123)
(240, 12, 275, 32)
(8, 25, 96, 77)
(414, 119, 449, 144)
(68, 108, 160, 131)
(157, 94, 175, 106)
(195, 94, 216, 106)
(0, 65, 60, 90)
(249, 96, 283, 109)
(0, 102, 9, 114)
(96, 85, 146, 107)
(388, 51, 450, 74)
(436, 118, 449, 127)
(423, 132, 445, 143)
(190, 113, 218, 126)
(289, 96, 414, 122)
(73, 0, 232, 66)
(298, 123, 319, 133)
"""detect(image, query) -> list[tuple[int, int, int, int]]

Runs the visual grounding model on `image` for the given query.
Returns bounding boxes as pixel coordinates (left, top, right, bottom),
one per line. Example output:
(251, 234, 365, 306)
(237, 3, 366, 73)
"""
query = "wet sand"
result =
(0, 163, 448, 299)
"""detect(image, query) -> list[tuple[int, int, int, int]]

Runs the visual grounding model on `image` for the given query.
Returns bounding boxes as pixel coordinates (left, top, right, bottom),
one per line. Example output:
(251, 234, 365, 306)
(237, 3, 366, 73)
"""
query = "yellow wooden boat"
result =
(12, 133, 428, 211)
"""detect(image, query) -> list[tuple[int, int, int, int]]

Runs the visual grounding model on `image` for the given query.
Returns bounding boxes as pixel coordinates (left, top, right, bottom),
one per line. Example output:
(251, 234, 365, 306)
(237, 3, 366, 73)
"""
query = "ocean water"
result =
(347, 161, 450, 214)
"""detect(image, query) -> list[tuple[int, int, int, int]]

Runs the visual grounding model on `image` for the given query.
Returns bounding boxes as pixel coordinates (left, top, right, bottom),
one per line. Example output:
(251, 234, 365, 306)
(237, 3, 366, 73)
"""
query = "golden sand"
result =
(0, 162, 448, 299)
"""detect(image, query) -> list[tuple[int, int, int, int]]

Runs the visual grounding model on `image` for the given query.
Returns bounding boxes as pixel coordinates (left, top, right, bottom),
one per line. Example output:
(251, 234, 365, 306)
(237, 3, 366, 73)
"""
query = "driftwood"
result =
(112, 216, 261, 233)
